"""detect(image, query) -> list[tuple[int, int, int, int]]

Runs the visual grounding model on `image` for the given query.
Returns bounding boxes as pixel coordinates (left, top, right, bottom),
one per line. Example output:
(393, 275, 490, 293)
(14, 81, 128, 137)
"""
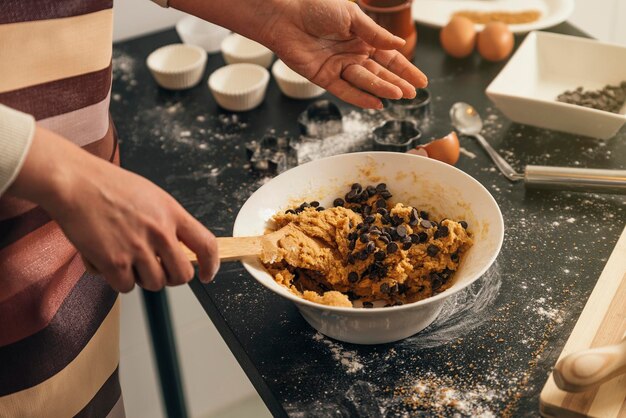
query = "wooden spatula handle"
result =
(553, 337, 626, 392)
(182, 237, 263, 263)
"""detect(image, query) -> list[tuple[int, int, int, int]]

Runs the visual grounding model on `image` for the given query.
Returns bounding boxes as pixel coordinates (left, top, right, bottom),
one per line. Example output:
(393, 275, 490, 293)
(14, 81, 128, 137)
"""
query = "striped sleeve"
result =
(0, 104, 35, 196)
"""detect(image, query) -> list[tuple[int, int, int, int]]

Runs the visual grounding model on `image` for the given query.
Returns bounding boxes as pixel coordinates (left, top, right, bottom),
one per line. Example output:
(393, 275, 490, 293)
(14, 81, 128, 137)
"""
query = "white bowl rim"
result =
(271, 59, 313, 86)
(221, 33, 272, 59)
(208, 63, 270, 96)
(146, 44, 207, 75)
(485, 31, 626, 120)
(234, 151, 505, 314)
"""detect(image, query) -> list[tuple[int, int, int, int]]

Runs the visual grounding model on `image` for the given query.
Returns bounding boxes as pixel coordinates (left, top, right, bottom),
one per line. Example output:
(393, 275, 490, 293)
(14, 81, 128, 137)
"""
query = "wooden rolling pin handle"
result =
(553, 338, 626, 392)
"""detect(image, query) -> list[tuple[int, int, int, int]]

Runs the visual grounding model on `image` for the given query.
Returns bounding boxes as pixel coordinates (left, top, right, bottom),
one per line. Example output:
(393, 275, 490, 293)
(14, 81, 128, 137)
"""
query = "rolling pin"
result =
(553, 332, 626, 392)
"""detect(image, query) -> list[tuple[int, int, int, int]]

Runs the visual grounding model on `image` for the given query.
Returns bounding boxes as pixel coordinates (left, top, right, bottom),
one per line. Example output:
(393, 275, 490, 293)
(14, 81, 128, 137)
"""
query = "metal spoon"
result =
(450, 102, 522, 182)
(450, 102, 626, 194)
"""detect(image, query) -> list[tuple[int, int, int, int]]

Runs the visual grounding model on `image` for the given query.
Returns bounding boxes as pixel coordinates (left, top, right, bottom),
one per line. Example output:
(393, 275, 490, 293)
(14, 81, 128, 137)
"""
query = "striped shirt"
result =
(0, 1, 123, 416)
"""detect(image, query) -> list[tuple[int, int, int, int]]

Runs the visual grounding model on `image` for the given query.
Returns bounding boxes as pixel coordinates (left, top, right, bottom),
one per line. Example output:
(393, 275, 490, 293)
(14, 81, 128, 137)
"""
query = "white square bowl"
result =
(485, 31, 626, 140)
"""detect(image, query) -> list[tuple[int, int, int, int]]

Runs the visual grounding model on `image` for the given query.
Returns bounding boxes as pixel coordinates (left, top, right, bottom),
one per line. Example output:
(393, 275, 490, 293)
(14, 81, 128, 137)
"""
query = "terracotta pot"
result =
(357, 0, 416, 60)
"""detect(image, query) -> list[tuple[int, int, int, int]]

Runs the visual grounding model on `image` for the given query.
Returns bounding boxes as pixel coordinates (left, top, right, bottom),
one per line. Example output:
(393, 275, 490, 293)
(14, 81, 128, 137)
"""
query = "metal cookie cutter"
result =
(385, 88, 431, 120)
(245, 134, 295, 174)
(297, 100, 343, 138)
(373, 119, 422, 152)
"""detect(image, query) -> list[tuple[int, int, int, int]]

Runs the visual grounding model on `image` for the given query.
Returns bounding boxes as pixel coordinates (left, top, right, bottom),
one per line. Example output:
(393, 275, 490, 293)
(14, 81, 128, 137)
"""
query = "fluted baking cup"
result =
(176, 16, 230, 53)
(220, 33, 273, 68)
(146, 44, 207, 90)
(208, 63, 270, 111)
(272, 60, 325, 99)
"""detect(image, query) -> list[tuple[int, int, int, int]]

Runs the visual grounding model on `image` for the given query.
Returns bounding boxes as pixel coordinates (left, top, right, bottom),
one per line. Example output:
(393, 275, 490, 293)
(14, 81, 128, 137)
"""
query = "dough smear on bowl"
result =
(261, 183, 473, 308)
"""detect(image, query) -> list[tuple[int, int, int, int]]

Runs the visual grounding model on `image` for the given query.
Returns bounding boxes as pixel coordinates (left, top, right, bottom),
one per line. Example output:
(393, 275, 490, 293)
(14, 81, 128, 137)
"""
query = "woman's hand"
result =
(9, 127, 219, 292)
(172, 0, 428, 109)
(262, 0, 428, 109)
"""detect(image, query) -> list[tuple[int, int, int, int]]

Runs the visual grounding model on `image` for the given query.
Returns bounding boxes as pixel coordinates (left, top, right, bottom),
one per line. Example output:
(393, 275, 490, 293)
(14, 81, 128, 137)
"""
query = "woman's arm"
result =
(170, 0, 427, 109)
(6, 122, 219, 292)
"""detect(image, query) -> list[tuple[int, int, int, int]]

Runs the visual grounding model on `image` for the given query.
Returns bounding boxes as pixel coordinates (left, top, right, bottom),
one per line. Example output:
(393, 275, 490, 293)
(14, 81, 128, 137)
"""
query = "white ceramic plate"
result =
(412, 0, 574, 33)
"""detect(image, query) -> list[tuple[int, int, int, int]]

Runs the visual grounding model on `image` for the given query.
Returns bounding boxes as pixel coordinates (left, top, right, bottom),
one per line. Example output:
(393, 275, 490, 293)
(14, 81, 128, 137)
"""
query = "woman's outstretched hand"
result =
(263, 0, 428, 109)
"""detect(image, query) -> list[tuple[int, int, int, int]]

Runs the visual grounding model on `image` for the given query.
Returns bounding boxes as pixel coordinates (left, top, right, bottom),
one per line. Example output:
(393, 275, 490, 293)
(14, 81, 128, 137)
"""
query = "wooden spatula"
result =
(83, 224, 300, 275)
(553, 331, 626, 392)
(183, 223, 299, 263)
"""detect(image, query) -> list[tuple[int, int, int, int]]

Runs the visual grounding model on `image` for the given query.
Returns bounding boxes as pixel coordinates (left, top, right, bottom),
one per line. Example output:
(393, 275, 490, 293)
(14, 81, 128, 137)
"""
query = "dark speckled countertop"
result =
(111, 23, 626, 417)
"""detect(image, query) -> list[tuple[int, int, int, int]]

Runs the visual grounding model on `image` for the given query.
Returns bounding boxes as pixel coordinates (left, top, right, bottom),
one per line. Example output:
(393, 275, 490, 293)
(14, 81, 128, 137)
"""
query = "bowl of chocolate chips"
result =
(234, 152, 503, 344)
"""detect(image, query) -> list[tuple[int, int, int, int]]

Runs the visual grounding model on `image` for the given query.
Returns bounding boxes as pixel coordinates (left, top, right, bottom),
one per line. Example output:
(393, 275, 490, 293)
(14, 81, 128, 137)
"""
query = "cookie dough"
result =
(261, 183, 473, 308)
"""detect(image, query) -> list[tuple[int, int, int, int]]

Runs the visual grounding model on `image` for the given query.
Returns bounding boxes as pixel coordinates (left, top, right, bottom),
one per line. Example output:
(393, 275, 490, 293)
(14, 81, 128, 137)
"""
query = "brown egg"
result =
(413, 131, 460, 165)
(477, 22, 514, 62)
(440, 16, 477, 58)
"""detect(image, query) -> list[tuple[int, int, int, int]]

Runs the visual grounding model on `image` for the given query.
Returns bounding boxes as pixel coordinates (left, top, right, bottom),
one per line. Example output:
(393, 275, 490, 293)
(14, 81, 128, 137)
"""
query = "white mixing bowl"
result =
(234, 152, 504, 344)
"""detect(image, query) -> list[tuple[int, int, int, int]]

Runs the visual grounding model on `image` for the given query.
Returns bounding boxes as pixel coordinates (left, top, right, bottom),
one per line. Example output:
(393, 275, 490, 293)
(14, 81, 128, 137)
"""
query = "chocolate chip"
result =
(316, 207, 325, 212)
(362, 206, 372, 216)
(285, 209, 296, 214)
(459, 220, 468, 229)
(300, 202, 310, 210)
(366, 185, 376, 197)
(348, 272, 359, 283)
(390, 229, 400, 241)
(392, 215, 403, 226)
(420, 219, 433, 229)
(410, 208, 419, 221)
(451, 252, 459, 262)
(379, 235, 390, 244)
(345, 189, 358, 202)
(359, 233, 370, 243)
(376, 183, 387, 192)
(430, 273, 443, 290)
(374, 251, 386, 261)
(420, 210, 429, 220)
(382, 215, 392, 225)
(348, 240, 356, 251)
(333, 198, 345, 207)
(394, 301, 403, 306)
(362, 301, 374, 308)
(351, 183, 362, 192)
(434, 225, 449, 239)
(409, 233, 420, 244)
(387, 242, 399, 254)
(358, 250, 369, 260)
(380, 283, 390, 294)
(366, 241, 376, 254)
(427, 244, 440, 257)
(390, 283, 399, 294)
(380, 190, 392, 200)
(408, 218, 418, 227)
(364, 215, 375, 224)
(376, 207, 388, 217)
(418, 232, 428, 243)
(347, 254, 356, 264)
(348, 231, 358, 240)
(310, 201, 320, 207)
(375, 199, 387, 209)
(396, 225, 408, 238)
(402, 241, 412, 250)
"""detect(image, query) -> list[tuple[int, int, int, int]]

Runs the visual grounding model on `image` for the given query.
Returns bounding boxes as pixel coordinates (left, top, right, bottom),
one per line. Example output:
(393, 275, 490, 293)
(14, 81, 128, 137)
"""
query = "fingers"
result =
(342, 64, 403, 100)
(155, 234, 195, 286)
(348, 2, 405, 50)
(371, 49, 428, 88)
(99, 255, 136, 293)
(177, 214, 219, 283)
(325, 77, 383, 109)
(134, 249, 167, 291)
(361, 60, 416, 99)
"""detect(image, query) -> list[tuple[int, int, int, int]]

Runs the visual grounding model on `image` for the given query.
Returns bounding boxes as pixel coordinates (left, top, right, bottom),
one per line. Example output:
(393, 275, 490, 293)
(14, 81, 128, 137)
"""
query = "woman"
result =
(0, 0, 426, 416)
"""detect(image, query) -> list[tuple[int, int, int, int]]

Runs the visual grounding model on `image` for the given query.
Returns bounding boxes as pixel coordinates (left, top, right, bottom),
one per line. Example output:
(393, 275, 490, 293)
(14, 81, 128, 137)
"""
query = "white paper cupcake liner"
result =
(147, 44, 207, 90)
(208, 63, 270, 112)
